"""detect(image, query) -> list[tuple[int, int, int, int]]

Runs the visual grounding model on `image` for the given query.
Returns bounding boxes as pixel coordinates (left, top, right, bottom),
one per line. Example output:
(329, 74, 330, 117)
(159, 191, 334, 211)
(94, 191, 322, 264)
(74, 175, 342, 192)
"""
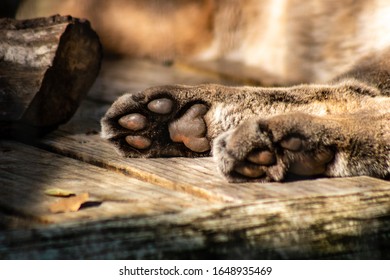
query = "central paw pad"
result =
(147, 98, 173, 114)
(168, 104, 210, 153)
(118, 113, 148, 131)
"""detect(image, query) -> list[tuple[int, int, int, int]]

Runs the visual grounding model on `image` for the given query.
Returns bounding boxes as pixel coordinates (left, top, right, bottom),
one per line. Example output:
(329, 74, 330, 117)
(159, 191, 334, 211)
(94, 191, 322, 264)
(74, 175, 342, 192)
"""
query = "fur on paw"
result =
(213, 113, 335, 182)
(101, 86, 211, 157)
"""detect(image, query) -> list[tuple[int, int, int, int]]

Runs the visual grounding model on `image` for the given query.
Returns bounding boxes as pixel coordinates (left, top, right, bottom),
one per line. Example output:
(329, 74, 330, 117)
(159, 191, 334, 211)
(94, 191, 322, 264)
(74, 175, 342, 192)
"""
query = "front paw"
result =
(213, 114, 335, 182)
(100, 85, 211, 157)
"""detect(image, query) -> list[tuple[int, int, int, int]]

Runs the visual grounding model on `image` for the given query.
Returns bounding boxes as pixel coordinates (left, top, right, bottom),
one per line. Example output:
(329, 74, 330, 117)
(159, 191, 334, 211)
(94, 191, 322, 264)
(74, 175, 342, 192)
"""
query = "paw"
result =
(101, 87, 211, 157)
(213, 114, 335, 182)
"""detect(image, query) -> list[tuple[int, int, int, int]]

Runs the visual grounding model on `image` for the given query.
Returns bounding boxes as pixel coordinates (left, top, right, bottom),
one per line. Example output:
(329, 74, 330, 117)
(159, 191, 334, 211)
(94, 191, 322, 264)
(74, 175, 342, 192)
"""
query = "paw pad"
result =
(168, 104, 210, 153)
(147, 98, 173, 114)
(118, 113, 148, 131)
(246, 150, 275, 165)
(125, 135, 152, 150)
(280, 137, 302, 151)
(235, 164, 265, 178)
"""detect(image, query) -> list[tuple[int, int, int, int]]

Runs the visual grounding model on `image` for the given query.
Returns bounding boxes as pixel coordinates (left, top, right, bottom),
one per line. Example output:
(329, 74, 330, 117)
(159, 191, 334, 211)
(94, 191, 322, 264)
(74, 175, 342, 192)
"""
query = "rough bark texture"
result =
(0, 15, 102, 136)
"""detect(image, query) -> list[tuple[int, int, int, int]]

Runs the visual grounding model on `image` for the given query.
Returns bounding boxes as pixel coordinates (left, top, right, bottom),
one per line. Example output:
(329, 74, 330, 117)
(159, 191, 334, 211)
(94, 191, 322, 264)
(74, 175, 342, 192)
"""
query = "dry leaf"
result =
(49, 193, 89, 213)
(44, 188, 76, 197)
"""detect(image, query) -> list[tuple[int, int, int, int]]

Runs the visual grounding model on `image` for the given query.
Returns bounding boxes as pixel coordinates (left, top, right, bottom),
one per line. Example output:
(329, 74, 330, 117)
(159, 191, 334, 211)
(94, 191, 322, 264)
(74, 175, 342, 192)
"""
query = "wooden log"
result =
(0, 15, 102, 136)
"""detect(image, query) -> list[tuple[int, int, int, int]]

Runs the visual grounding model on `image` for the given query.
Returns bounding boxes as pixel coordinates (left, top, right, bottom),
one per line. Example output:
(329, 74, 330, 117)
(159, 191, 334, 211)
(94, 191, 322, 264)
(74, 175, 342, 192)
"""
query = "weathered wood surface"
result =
(0, 15, 101, 132)
(178, 60, 279, 86)
(1, 57, 390, 259)
(87, 58, 237, 103)
(0, 140, 208, 228)
(2, 185, 390, 259)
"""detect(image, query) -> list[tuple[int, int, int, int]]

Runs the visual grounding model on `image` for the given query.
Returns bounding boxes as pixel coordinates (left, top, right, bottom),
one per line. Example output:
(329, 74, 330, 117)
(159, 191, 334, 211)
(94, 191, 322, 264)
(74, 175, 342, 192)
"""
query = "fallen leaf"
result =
(49, 193, 89, 213)
(44, 188, 76, 197)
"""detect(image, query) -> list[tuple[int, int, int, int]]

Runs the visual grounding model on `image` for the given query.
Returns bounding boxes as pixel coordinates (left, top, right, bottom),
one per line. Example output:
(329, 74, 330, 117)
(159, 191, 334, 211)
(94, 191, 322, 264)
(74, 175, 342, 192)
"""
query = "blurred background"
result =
(0, 0, 20, 17)
(3, 0, 215, 63)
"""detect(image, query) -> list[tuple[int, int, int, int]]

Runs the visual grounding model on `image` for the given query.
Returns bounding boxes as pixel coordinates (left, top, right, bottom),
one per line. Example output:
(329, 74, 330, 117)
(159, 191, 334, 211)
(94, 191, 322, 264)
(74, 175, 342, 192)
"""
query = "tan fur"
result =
(17, 0, 390, 82)
(17, 0, 214, 61)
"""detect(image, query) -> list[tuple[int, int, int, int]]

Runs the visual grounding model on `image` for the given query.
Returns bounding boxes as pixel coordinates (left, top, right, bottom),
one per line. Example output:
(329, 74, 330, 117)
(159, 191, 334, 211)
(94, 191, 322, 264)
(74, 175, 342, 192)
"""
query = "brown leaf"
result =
(49, 193, 89, 213)
(44, 188, 76, 197)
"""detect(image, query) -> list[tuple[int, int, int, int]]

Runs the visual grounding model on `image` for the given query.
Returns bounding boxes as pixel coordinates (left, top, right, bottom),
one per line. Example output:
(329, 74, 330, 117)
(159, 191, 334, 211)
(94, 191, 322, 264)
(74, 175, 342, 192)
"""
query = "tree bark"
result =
(0, 15, 102, 137)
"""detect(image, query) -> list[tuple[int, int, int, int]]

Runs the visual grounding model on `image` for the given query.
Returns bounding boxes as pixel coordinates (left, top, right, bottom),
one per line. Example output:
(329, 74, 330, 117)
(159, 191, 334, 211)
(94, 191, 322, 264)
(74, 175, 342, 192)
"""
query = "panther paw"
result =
(101, 86, 211, 157)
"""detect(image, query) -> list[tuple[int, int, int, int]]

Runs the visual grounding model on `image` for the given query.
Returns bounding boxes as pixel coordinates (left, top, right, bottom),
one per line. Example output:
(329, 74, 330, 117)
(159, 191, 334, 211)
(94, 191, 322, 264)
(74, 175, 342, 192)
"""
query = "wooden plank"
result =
(177, 59, 275, 86)
(1, 185, 390, 259)
(0, 140, 209, 228)
(32, 99, 390, 203)
(87, 58, 238, 103)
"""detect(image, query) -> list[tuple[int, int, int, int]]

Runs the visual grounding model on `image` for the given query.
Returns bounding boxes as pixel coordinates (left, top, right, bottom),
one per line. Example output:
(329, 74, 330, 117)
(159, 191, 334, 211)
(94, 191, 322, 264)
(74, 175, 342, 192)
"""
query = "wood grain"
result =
(1, 186, 390, 259)
(87, 58, 237, 103)
(0, 141, 208, 227)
